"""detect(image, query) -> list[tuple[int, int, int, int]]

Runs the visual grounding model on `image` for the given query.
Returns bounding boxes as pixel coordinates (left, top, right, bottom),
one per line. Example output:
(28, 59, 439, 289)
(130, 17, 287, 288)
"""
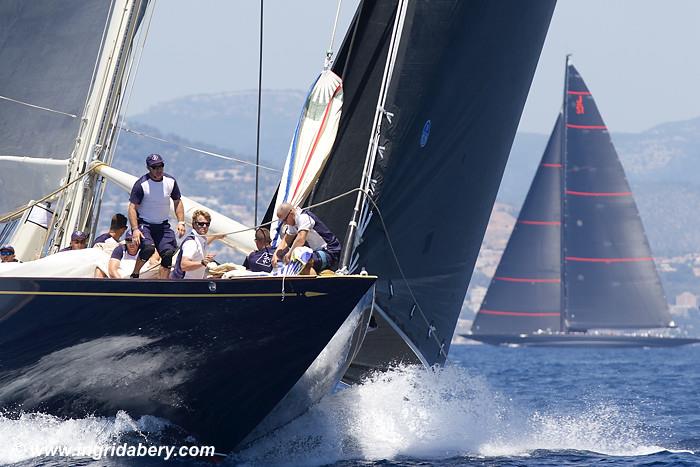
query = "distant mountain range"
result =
(129, 90, 307, 167)
(124, 90, 700, 257)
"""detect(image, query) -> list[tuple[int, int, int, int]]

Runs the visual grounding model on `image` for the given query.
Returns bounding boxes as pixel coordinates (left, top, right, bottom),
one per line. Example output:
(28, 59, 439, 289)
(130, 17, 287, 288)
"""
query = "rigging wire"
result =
(112, 0, 159, 162)
(0, 95, 77, 119)
(325, 0, 343, 68)
(119, 126, 279, 172)
(254, 0, 264, 225)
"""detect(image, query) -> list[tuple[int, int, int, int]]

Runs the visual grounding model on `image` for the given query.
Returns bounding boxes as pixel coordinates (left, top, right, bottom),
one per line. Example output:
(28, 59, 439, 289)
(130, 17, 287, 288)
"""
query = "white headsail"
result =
(271, 69, 343, 240)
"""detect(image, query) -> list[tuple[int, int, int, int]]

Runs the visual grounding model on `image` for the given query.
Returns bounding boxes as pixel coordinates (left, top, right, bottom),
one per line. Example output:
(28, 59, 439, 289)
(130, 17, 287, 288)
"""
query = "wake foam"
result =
(0, 410, 165, 464)
(234, 364, 669, 465)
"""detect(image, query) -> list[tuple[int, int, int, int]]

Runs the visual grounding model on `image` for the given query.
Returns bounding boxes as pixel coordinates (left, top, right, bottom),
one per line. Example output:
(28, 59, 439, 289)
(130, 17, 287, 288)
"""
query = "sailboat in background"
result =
(466, 58, 700, 347)
(0, 0, 556, 455)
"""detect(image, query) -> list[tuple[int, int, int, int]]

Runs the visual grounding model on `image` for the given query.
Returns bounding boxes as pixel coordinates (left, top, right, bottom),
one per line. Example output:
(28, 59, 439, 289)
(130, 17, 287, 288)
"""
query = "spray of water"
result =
(234, 363, 670, 465)
(0, 410, 165, 464)
(0, 364, 674, 465)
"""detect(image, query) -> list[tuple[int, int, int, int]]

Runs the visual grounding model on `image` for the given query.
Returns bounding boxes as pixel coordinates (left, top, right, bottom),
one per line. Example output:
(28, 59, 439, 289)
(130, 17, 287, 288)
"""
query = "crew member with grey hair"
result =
(271, 202, 341, 274)
(128, 153, 185, 279)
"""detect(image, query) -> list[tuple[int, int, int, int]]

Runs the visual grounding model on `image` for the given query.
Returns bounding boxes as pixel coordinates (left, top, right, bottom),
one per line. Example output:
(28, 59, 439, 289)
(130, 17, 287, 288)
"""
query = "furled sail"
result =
(0, 1, 113, 215)
(562, 63, 672, 330)
(311, 0, 556, 372)
(271, 70, 343, 238)
(472, 116, 563, 335)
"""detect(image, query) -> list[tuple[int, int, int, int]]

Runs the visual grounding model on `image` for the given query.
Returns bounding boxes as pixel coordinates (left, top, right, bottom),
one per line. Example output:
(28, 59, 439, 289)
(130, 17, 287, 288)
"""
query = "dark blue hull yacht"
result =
(0, 275, 375, 451)
(466, 59, 698, 348)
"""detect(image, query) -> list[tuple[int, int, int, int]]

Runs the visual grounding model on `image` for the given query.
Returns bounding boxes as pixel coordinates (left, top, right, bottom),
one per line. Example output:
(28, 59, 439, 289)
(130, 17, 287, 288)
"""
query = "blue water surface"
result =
(3, 344, 700, 466)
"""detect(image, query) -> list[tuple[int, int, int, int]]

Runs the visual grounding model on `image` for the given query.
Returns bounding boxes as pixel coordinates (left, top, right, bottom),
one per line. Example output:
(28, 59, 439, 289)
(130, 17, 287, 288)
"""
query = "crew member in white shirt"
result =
(171, 209, 224, 279)
(128, 153, 185, 279)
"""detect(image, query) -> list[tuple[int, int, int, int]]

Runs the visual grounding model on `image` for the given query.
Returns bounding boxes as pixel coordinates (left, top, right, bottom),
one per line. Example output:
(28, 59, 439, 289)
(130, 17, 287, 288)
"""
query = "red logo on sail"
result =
(575, 95, 585, 114)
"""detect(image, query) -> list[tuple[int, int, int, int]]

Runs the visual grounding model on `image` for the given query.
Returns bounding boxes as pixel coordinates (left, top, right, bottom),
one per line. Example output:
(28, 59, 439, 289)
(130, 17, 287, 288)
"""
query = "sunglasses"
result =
(195, 221, 210, 227)
(279, 209, 293, 225)
(149, 164, 164, 169)
(0, 251, 12, 256)
(125, 239, 133, 244)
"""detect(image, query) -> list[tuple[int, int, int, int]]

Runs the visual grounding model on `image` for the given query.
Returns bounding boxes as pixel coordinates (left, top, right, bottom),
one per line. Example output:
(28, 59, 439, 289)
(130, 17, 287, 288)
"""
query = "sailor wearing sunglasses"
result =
(171, 209, 224, 279)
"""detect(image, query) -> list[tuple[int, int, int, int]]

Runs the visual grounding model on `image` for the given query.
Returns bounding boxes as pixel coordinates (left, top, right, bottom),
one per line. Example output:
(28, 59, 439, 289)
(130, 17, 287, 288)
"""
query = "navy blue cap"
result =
(71, 230, 88, 242)
(146, 153, 164, 167)
(0, 245, 14, 254)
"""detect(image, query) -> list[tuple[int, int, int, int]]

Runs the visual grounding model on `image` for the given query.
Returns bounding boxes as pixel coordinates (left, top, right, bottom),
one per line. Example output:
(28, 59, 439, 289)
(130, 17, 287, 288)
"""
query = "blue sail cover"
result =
(0, 1, 113, 214)
(563, 64, 672, 330)
(472, 116, 563, 335)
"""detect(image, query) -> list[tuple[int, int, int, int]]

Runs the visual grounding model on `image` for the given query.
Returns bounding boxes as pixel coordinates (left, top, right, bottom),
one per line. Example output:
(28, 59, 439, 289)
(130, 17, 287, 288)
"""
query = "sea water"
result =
(2, 344, 699, 466)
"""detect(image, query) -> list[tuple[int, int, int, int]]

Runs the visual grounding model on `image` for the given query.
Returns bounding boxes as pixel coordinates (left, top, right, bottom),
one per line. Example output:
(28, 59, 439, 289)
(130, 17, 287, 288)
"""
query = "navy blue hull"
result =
(463, 333, 700, 348)
(0, 275, 376, 452)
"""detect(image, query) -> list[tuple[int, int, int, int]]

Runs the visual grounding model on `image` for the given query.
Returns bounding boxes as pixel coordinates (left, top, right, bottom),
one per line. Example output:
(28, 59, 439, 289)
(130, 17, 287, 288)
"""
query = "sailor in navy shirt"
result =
(128, 153, 185, 279)
(243, 227, 274, 273)
(107, 230, 141, 278)
(92, 213, 128, 247)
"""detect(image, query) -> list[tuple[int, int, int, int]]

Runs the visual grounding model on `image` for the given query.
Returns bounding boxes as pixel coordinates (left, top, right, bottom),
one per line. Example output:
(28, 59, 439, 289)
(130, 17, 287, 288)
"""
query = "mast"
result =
(560, 54, 571, 333)
(51, 0, 147, 250)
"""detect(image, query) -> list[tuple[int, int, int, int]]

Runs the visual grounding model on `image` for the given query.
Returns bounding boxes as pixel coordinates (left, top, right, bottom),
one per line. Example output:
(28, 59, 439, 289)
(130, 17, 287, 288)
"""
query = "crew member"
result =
(92, 213, 128, 246)
(271, 202, 341, 274)
(0, 245, 20, 263)
(59, 230, 89, 251)
(106, 231, 141, 278)
(128, 153, 185, 279)
(171, 209, 223, 279)
(243, 227, 274, 273)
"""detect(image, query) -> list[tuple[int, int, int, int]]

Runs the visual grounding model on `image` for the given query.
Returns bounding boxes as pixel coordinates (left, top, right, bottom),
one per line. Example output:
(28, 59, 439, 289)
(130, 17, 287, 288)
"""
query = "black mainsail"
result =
(563, 63, 670, 330)
(310, 0, 556, 373)
(472, 116, 563, 335)
(469, 60, 684, 346)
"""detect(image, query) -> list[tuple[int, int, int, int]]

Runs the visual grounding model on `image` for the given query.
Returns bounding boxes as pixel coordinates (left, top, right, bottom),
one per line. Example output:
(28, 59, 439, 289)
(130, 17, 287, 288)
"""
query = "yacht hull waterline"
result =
(463, 333, 700, 347)
(0, 274, 376, 452)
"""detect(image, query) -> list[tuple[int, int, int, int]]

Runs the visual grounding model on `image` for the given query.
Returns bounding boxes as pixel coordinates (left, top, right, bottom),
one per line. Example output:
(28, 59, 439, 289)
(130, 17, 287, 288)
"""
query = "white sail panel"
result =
(272, 70, 343, 237)
(0, 156, 68, 217)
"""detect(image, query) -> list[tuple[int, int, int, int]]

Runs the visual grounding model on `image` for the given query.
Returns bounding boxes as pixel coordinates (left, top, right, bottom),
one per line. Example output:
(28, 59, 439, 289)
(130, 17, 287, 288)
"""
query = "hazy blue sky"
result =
(127, 0, 700, 134)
